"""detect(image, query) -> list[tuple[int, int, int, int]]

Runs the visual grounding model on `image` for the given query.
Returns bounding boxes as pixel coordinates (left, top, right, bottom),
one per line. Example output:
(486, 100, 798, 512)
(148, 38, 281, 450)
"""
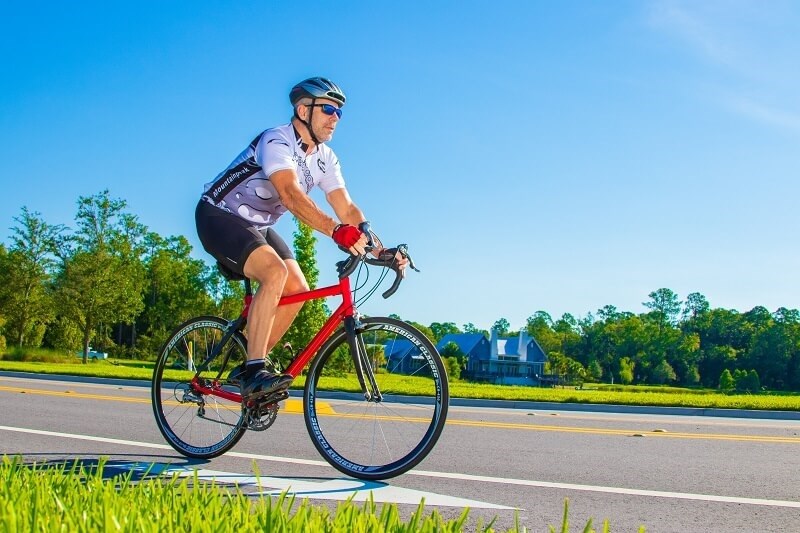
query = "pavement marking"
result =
(408, 469, 800, 508)
(4, 383, 799, 444)
(1, 424, 798, 509)
(0, 385, 309, 413)
(115, 462, 513, 509)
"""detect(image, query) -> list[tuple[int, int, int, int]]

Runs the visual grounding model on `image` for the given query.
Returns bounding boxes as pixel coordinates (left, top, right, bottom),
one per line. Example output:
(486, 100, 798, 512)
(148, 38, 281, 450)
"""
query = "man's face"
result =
(303, 98, 341, 143)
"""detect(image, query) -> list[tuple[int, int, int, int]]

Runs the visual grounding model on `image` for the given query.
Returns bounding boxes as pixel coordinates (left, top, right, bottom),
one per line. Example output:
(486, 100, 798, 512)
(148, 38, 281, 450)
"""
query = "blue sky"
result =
(1, 1, 798, 332)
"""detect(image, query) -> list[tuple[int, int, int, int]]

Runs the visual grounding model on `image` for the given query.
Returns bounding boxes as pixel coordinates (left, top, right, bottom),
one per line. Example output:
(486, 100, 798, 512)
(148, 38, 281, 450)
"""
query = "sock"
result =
(245, 359, 266, 379)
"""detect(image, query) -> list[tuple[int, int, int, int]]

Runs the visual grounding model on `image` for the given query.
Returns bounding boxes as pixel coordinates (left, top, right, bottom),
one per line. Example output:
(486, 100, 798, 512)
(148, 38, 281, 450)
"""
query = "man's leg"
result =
(265, 259, 309, 353)
(240, 245, 293, 399)
(242, 245, 287, 360)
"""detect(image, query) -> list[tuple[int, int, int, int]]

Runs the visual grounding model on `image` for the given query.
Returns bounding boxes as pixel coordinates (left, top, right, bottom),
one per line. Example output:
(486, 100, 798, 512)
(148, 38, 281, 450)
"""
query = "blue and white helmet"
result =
(289, 77, 346, 107)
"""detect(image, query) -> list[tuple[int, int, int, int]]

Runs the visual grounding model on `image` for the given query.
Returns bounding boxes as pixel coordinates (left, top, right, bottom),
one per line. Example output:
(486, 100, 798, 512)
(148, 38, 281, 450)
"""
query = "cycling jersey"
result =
(201, 123, 345, 228)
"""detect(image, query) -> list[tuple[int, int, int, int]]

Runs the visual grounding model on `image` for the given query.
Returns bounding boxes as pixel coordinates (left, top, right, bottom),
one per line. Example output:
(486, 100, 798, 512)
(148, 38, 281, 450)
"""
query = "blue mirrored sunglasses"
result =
(308, 103, 342, 118)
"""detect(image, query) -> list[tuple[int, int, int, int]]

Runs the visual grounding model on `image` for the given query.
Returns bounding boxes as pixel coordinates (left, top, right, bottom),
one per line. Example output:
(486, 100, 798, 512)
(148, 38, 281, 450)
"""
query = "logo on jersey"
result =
(317, 159, 326, 173)
(292, 152, 314, 192)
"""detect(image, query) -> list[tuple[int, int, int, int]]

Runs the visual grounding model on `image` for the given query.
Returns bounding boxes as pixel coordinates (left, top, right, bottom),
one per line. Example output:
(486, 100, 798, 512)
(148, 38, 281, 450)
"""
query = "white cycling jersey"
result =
(201, 123, 345, 228)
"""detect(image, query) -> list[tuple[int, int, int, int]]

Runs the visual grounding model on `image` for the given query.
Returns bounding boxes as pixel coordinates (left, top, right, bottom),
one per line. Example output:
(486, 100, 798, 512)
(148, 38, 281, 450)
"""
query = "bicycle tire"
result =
(151, 315, 248, 459)
(303, 316, 449, 480)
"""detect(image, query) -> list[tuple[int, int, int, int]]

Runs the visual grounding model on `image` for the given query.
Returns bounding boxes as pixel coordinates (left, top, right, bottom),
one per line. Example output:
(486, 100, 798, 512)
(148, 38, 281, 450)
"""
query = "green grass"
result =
(1, 357, 799, 412)
(0, 456, 630, 532)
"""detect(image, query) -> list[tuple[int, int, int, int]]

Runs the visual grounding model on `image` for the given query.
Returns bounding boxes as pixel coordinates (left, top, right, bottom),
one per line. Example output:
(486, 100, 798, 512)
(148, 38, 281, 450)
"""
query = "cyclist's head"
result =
(291, 77, 345, 145)
(290, 77, 346, 108)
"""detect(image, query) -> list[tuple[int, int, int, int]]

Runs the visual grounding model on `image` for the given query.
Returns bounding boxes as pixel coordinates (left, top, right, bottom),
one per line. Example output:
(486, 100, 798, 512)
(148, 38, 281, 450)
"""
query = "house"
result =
(385, 329, 549, 386)
(384, 339, 426, 374)
(462, 329, 547, 385)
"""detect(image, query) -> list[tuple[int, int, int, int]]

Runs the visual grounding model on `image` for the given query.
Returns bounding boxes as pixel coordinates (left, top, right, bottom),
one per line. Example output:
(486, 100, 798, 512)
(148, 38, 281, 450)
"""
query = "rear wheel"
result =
(151, 316, 248, 458)
(304, 317, 449, 480)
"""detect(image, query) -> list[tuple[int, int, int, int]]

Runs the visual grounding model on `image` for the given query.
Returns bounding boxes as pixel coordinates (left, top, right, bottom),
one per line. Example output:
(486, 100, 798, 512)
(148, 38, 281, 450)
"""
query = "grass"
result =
(0, 456, 632, 532)
(1, 356, 799, 412)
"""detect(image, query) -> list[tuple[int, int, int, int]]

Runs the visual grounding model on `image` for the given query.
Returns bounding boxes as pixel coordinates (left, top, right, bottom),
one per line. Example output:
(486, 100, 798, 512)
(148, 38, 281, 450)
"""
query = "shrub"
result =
(444, 356, 461, 380)
(719, 369, 735, 391)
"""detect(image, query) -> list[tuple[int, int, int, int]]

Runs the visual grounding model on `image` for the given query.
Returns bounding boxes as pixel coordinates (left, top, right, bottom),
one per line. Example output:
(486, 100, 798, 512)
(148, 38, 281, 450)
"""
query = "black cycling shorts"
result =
(195, 199, 294, 277)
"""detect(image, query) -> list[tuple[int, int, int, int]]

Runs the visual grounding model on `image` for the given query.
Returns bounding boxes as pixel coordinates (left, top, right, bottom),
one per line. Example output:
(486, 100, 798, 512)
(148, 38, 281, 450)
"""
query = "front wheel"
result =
(304, 317, 449, 480)
(151, 315, 248, 459)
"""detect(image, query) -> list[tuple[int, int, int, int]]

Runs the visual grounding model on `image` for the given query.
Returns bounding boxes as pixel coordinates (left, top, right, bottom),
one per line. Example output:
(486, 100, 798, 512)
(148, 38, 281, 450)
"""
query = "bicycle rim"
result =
(151, 316, 247, 458)
(304, 317, 449, 480)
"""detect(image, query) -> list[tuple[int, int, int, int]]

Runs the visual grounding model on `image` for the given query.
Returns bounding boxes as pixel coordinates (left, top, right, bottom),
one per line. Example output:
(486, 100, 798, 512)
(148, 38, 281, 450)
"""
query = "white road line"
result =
(1, 424, 798, 509)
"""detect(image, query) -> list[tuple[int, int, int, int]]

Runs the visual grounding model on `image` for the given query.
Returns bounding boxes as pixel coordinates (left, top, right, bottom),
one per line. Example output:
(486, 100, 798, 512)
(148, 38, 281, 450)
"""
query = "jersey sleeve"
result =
(256, 129, 295, 177)
(317, 148, 346, 193)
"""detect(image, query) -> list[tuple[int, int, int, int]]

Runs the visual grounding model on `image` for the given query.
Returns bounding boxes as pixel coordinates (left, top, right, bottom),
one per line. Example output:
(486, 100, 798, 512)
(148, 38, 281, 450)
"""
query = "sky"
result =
(1, 1, 799, 332)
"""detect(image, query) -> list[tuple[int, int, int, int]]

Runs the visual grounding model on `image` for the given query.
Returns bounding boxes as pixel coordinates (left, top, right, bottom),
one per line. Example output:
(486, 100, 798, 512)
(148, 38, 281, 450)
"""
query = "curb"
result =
(2, 371, 799, 421)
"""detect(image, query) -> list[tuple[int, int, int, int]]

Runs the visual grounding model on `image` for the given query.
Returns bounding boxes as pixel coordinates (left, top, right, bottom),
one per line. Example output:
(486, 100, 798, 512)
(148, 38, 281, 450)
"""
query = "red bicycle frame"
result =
(190, 274, 356, 402)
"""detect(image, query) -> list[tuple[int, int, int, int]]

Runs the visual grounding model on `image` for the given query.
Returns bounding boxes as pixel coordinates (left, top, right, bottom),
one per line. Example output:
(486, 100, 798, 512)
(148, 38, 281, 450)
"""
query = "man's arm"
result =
(270, 169, 340, 236)
(325, 188, 367, 227)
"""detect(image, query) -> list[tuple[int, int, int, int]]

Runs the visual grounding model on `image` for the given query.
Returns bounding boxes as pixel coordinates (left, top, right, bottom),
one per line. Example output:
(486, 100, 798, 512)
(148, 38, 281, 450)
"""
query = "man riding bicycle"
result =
(195, 77, 406, 403)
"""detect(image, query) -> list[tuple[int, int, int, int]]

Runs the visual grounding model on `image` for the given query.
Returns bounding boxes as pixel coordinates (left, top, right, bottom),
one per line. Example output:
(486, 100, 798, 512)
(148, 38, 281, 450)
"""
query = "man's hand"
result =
(375, 247, 409, 278)
(332, 224, 369, 255)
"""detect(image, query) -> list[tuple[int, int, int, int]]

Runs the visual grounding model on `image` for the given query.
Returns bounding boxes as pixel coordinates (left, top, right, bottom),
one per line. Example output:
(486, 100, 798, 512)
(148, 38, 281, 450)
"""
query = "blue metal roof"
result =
(436, 333, 487, 354)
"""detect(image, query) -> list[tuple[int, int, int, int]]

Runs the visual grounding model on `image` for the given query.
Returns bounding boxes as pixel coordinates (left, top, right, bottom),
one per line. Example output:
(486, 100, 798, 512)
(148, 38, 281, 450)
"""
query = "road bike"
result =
(151, 244, 449, 480)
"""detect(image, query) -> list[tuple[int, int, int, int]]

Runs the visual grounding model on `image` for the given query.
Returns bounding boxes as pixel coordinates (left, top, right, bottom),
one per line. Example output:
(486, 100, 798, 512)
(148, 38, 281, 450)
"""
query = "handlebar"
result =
(336, 244, 419, 299)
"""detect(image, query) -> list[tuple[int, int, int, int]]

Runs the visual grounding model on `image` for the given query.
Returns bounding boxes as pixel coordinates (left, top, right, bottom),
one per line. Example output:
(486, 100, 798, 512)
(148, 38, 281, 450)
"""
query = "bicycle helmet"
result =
(289, 77, 346, 107)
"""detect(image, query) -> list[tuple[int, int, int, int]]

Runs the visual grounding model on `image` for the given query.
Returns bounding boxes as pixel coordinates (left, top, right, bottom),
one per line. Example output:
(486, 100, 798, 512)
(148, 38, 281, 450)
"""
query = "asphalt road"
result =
(1, 374, 798, 532)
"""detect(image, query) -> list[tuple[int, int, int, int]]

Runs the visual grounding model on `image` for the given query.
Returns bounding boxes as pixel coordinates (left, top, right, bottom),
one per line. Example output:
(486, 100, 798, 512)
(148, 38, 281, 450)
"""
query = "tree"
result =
(644, 288, 681, 330)
(682, 292, 710, 322)
(619, 357, 634, 385)
(553, 313, 580, 357)
(651, 359, 677, 384)
(463, 322, 489, 337)
(587, 360, 603, 382)
(409, 321, 436, 342)
(134, 234, 214, 358)
(0, 208, 65, 347)
(440, 341, 464, 359)
(429, 322, 460, 343)
(526, 311, 560, 356)
(53, 191, 146, 362)
(441, 341, 467, 371)
(492, 318, 510, 336)
(281, 219, 328, 366)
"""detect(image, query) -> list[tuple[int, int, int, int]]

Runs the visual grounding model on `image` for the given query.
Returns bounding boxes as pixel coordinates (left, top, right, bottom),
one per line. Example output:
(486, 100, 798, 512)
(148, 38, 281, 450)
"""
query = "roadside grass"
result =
(0, 456, 630, 532)
(1, 357, 799, 411)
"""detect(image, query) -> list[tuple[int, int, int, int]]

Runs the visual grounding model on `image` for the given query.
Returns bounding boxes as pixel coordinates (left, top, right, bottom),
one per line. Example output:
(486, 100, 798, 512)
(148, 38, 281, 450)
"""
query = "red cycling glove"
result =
(332, 224, 363, 248)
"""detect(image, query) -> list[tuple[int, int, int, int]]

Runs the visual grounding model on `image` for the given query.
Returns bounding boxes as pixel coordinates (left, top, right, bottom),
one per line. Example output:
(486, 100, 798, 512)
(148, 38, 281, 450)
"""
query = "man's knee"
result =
(244, 247, 289, 288)
(284, 260, 310, 295)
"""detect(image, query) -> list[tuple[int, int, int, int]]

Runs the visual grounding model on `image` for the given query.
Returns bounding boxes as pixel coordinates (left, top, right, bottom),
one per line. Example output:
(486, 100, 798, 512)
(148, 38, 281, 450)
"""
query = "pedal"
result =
(256, 389, 289, 407)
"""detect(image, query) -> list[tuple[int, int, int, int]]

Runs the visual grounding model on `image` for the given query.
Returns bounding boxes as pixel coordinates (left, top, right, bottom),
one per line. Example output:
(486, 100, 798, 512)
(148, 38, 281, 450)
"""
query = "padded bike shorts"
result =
(195, 199, 294, 277)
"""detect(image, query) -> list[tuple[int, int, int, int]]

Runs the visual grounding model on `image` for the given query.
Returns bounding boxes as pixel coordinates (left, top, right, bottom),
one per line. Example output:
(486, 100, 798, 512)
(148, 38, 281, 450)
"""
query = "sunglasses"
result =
(307, 103, 343, 118)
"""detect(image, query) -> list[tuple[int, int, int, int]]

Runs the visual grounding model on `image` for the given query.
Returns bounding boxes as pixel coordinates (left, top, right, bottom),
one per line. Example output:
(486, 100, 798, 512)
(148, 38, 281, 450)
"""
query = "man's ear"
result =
(295, 104, 307, 121)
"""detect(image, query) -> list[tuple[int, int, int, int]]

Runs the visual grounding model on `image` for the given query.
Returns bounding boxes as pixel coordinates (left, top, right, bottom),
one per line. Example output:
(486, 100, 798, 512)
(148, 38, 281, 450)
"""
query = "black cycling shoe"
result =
(241, 369, 293, 401)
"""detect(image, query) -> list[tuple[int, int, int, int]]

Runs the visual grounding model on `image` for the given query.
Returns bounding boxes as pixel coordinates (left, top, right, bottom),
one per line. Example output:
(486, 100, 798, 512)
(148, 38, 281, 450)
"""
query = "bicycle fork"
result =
(344, 316, 383, 402)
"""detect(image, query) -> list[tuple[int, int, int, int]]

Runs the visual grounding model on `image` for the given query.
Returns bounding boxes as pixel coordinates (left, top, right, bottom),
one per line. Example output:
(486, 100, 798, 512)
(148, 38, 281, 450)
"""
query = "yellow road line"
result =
(2, 385, 798, 444)
(0, 384, 311, 413)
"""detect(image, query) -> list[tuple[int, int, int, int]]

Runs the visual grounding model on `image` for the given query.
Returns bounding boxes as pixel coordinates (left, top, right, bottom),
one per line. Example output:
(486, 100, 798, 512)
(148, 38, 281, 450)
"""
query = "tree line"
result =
(1, 191, 798, 390)
(479, 289, 800, 391)
(0, 190, 326, 365)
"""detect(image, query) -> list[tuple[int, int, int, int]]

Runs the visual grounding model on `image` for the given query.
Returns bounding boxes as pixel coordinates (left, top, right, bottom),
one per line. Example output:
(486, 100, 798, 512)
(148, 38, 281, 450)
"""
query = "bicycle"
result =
(151, 243, 449, 480)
